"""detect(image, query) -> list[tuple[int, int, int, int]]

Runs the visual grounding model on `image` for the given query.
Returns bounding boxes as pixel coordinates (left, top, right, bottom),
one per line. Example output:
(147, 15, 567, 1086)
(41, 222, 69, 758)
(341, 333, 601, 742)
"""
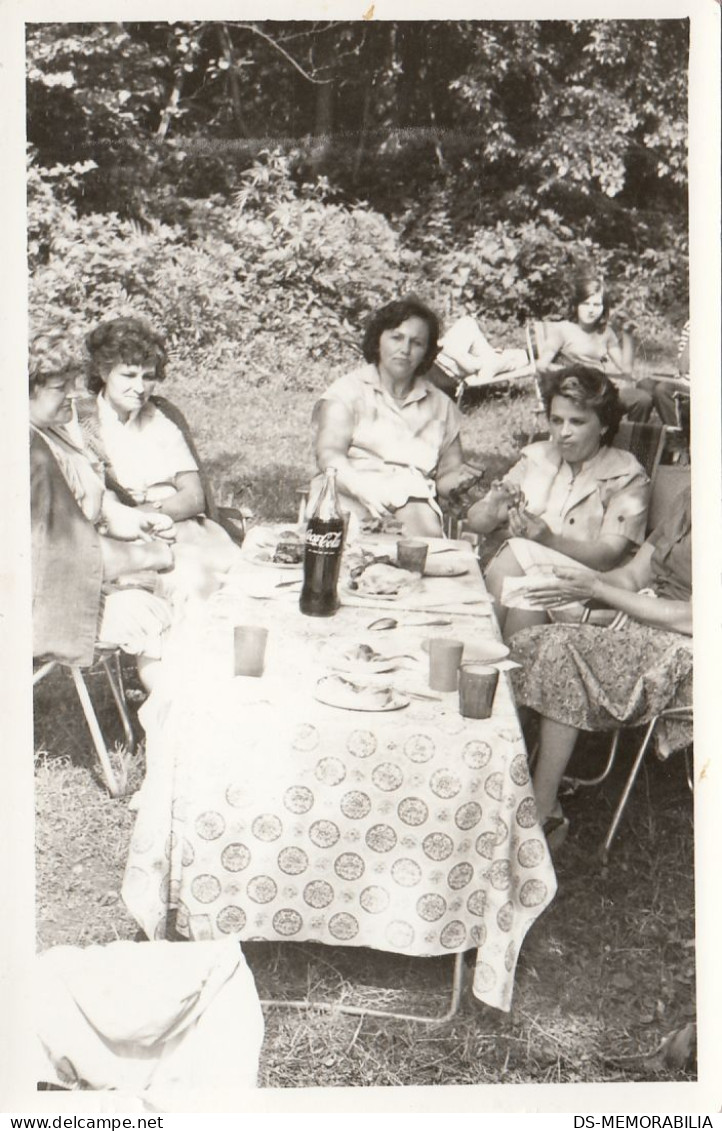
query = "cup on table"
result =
(428, 637, 465, 692)
(458, 663, 499, 719)
(396, 538, 429, 574)
(234, 625, 268, 677)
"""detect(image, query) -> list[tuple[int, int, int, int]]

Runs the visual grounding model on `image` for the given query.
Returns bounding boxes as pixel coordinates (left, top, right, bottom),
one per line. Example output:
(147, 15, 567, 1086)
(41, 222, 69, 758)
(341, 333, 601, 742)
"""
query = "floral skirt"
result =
(510, 621, 693, 755)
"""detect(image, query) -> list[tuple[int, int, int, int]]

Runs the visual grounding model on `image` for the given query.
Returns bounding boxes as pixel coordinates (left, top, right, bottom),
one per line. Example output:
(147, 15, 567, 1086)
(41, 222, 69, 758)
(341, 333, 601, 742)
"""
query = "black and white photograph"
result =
(1, 0, 720, 1116)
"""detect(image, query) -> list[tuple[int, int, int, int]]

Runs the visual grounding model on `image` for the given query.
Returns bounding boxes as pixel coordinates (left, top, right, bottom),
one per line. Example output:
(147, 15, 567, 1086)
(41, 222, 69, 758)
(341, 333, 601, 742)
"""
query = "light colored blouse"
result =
(97, 394, 198, 503)
(503, 440, 650, 545)
(312, 363, 461, 512)
(543, 320, 624, 375)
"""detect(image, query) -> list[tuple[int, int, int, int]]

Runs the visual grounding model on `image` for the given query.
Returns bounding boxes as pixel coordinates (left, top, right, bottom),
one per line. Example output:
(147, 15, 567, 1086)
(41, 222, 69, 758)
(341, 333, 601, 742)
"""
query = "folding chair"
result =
(612, 419, 667, 484)
(558, 465, 692, 858)
(33, 646, 136, 797)
(454, 326, 540, 413)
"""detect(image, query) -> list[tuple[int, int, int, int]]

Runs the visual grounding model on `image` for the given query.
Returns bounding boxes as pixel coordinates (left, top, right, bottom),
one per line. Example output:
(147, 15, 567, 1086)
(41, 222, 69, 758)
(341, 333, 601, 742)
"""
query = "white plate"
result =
(340, 580, 422, 604)
(317, 640, 417, 675)
(243, 548, 303, 570)
(420, 636, 510, 663)
(423, 556, 469, 578)
(314, 676, 409, 712)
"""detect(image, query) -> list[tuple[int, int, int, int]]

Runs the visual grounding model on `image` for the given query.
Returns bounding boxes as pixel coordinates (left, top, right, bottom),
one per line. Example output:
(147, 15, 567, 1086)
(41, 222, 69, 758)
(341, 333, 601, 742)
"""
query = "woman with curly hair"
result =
(309, 296, 477, 536)
(29, 328, 175, 685)
(79, 317, 240, 579)
(466, 365, 650, 639)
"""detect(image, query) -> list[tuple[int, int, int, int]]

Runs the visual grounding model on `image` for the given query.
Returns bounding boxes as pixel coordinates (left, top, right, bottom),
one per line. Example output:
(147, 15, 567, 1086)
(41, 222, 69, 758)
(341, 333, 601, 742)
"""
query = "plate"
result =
(314, 675, 409, 712)
(420, 637, 510, 663)
(423, 555, 469, 578)
(243, 547, 303, 571)
(317, 640, 417, 675)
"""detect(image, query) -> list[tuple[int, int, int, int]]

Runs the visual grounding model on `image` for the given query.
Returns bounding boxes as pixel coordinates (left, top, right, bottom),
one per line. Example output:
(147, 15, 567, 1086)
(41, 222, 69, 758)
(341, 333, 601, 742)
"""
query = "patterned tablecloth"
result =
(122, 535, 556, 1011)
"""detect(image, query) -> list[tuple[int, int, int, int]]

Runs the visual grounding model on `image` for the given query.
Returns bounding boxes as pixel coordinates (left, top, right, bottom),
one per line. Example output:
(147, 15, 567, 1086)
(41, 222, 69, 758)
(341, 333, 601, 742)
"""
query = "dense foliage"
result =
(27, 20, 689, 365)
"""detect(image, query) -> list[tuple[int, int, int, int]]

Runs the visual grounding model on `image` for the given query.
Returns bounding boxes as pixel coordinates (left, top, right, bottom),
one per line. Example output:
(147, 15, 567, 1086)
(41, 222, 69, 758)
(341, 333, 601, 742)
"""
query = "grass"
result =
(34, 360, 696, 1087)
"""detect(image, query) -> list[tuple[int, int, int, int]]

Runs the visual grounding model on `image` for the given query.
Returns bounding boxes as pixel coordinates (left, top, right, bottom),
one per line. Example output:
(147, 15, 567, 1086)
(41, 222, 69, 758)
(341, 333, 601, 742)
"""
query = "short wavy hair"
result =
(569, 273, 611, 329)
(541, 365, 622, 446)
(29, 327, 83, 396)
(85, 317, 168, 394)
(361, 296, 440, 376)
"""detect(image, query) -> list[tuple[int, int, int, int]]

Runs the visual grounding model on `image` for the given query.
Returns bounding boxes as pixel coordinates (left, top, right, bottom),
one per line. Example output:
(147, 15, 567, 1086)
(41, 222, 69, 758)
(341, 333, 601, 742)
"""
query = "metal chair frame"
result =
(455, 324, 543, 414)
(33, 647, 136, 796)
(259, 948, 467, 1024)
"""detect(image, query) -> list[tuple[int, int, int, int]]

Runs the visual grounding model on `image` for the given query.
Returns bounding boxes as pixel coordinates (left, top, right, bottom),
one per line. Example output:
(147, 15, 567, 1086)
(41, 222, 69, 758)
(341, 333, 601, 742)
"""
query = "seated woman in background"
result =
(465, 366, 650, 640)
(509, 488, 692, 846)
(79, 317, 240, 582)
(30, 331, 175, 689)
(426, 314, 530, 400)
(537, 272, 653, 423)
(310, 296, 478, 537)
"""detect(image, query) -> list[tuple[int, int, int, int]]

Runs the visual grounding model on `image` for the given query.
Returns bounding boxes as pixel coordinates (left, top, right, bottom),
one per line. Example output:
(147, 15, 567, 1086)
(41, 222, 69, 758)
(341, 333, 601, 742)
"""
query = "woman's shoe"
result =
(543, 813, 570, 856)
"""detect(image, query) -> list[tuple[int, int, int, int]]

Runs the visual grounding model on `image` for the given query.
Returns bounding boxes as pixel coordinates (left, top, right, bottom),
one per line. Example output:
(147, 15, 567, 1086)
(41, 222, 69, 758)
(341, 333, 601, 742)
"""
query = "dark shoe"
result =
(543, 814, 570, 856)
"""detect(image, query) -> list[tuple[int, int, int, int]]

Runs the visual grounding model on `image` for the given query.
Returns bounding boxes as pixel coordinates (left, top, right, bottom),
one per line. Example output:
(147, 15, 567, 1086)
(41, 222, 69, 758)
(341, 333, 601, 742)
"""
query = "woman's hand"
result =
(137, 511, 177, 543)
(507, 507, 551, 544)
(525, 566, 601, 607)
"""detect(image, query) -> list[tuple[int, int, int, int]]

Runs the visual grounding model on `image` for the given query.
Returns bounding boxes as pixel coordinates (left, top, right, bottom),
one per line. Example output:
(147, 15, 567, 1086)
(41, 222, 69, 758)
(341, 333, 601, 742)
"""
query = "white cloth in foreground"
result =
(35, 940, 264, 1106)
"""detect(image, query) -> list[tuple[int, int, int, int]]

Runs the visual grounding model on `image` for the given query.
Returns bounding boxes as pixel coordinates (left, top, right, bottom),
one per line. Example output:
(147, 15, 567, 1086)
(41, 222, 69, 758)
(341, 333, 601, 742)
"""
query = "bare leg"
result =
(532, 716, 580, 824)
(136, 655, 161, 693)
(484, 543, 524, 631)
(394, 500, 444, 537)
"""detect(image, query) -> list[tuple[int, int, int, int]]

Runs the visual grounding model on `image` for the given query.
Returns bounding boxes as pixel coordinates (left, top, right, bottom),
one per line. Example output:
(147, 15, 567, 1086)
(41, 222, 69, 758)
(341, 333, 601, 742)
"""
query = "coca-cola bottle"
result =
(300, 467, 345, 617)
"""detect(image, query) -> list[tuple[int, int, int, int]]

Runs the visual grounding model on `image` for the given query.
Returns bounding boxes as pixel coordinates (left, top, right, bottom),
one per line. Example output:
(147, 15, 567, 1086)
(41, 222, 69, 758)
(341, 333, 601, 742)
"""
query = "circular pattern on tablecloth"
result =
(328, 912, 359, 940)
(252, 814, 283, 841)
(473, 962, 497, 992)
(365, 824, 397, 853)
(416, 893, 447, 921)
(371, 763, 404, 792)
(462, 740, 492, 769)
(440, 920, 467, 949)
(195, 811, 226, 840)
(505, 941, 516, 972)
(518, 839, 546, 868)
(216, 905, 246, 934)
(489, 860, 512, 891)
(347, 730, 377, 758)
(447, 861, 474, 890)
(221, 843, 251, 873)
(309, 819, 341, 848)
(470, 923, 487, 947)
(181, 838, 195, 867)
(340, 791, 372, 820)
(455, 801, 483, 830)
(225, 784, 246, 808)
(391, 858, 422, 887)
(515, 796, 538, 829)
(497, 901, 514, 932)
(397, 797, 429, 826)
(292, 723, 319, 752)
(509, 752, 530, 786)
(422, 832, 455, 861)
(519, 878, 549, 908)
(483, 772, 504, 802)
(403, 734, 435, 763)
(283, 786, 315, 814)
(467, 889, 487, 917)
(334, 852, 365, 881)
(475, 832, 496, 860)
(386, 920, 415, 948)
(315, 757, 346, 786)
(131, 828, 153, 854)
(359, 886, 391, 914)
(191, 874, 221, 904)
(278, 846, 309, 875)
(430, 769, 462, 799)
(247, 875, 277, 903)
(491, 816, 509, 845)
(303, 880, 334, 908)
(273, 909, 303, 936)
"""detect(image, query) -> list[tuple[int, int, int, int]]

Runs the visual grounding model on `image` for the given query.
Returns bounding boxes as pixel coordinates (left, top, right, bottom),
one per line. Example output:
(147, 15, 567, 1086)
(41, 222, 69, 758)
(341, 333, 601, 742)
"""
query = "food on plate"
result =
(343, 643, 379, 663)
(272, 530, 304, 564)
(352, 562, 422, 598)
(317, 674, 397, 709)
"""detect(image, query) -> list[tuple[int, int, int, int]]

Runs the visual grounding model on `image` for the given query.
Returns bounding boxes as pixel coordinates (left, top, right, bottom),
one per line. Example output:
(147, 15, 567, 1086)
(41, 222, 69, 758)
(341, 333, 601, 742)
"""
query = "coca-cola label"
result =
(306, 530, 343, 551)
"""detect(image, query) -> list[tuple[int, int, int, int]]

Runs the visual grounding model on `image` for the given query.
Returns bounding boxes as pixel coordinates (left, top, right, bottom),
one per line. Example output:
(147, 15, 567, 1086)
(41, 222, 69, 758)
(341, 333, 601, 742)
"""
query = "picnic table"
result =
(122, 529, 556, 1012)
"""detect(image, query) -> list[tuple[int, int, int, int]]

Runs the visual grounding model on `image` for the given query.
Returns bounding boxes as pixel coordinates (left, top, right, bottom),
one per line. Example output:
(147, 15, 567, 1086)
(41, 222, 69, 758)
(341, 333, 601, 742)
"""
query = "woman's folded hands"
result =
(522, 565, 601, 608)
